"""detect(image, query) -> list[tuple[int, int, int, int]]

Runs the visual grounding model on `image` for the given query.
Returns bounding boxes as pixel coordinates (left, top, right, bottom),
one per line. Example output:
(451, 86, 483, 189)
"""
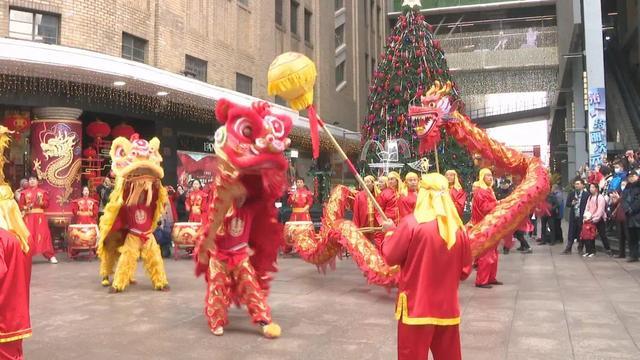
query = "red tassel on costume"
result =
(308, 105, 321, 159)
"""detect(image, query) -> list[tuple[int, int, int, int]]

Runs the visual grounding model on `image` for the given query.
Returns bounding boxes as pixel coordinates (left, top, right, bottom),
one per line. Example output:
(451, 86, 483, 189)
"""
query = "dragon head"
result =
(213, 99, 292, 173)
(409, 81, 453, 155)
(110, 134, 164, 180)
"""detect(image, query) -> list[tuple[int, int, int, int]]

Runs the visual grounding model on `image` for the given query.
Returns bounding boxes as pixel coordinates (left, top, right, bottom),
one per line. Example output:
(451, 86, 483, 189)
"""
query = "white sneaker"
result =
(587, 253, 595, 258)
(212, 327, 224, 336)
(49, 256, 59, 264)
(582, 253, 588, 257)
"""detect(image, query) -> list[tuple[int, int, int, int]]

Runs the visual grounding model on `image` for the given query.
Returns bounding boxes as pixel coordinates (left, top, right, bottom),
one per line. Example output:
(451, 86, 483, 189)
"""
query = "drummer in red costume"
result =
(71, 186, 99, 224)
(287, 178, 313, 222)
(446, 170, 467, 217)
(185, 179, 208, 223)
(352, 175, 380, 241)
(381, 173, 472, 360)
(399, 172, 419, 219)
(471, 168, 501, 288)
(20, 177, 57, 264)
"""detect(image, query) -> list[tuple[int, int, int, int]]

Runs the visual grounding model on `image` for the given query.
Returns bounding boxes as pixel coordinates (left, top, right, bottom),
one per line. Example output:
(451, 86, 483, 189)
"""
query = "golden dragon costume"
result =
(97, 134, 169, 292)
(194, 99, 291, 338)
(285, 81, 550, 287)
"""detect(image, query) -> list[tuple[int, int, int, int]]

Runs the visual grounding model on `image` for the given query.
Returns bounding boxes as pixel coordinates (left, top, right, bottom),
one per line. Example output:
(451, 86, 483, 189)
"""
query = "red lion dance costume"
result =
(194, 99, 291, 338)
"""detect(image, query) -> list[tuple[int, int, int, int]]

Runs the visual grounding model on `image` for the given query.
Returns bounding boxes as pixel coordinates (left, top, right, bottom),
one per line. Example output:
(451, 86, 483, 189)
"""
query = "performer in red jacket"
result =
(71, 186, 99, 224)
(381, 173, 472, 360)
(471, 168, 501, 288)
(20, 177, 57, 263)
(0, 183, 33, 360)
(398, 172, 419, 219)
(352, 175, 379, 241)
(445, 170, 467, 218)
(287, 178, 313, 222)
(375, 172, 402, 251)
(185, 179, 208, 223)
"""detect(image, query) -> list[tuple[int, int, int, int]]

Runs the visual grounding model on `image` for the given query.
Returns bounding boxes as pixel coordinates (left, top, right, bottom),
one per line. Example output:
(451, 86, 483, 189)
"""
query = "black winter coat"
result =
(622, 182, 640, 228)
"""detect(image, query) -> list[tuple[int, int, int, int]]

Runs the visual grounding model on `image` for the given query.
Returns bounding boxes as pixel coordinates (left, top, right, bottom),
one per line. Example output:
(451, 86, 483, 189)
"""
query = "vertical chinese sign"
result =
(588, 88, 607, 167)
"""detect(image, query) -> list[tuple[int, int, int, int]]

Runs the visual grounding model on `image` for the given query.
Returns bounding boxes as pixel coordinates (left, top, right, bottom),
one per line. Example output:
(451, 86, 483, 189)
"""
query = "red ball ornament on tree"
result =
(393, 99, 401, 106)
(394, 85, 401, 92)
(111, 123, 136, 139)
(437, 69, 444, 75)
(387, 55, 393, 61)
(432, 40, 441, 50)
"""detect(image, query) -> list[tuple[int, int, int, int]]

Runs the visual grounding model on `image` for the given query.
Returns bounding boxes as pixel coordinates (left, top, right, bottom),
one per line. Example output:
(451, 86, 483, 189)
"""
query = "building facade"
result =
(0, 0, 386, 206)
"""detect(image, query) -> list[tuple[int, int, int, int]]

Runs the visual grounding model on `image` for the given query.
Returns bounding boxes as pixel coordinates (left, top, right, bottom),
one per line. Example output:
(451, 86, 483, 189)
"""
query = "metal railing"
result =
(437, 27, 558, 53)
(466, 97, 550, 119)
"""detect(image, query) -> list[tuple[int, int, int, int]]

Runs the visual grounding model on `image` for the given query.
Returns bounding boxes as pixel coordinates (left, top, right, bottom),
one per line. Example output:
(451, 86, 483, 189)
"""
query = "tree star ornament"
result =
(402, 0, 422, 8)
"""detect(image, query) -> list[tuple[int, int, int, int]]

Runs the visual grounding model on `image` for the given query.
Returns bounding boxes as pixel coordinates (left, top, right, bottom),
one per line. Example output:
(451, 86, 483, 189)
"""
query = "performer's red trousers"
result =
(0, 340, 23, 360)
(397, 322, 461, 360)
(475, 247, 498, 286)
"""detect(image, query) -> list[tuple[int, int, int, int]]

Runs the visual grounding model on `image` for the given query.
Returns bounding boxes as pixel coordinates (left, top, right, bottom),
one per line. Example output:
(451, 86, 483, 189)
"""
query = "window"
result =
(377, 6, 381, 35)
(236, 73, 253, 95)
(238, 0, 249, 6)
(371, 58, 376, 79)
(290, 0, 299, 35)
(275, 96, 288, 106)
(370, 0, 374, 31)
(275, 0, 283, 26)
(365, 53, 369, 83)
(335, 24, 345, 49)
(304, 9, 312, 43)
(364, 0, 368, 27)
(335, 0, 343, 11)
(335, 61, 345, 88)
(185, 55, 207, 82)
(122, 33, 147, 63)
(9, 9, 60, 44)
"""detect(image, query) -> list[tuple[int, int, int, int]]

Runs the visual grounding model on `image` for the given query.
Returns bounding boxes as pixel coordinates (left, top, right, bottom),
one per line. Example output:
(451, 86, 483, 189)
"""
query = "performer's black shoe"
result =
(489, 281, 503, 285)
(475, 284, 493, 289)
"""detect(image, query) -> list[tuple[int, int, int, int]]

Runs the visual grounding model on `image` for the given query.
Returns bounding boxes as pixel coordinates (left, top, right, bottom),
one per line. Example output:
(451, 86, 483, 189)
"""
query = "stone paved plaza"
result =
(24, 243, 640, 360)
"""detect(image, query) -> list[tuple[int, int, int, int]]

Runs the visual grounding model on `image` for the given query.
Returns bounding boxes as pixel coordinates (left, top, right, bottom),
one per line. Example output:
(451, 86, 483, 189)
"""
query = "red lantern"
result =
(82, 147, 98, 159)
(3, 114, 30, 138)
(111, 123, 135, 139)
(86, 119, 111, 140)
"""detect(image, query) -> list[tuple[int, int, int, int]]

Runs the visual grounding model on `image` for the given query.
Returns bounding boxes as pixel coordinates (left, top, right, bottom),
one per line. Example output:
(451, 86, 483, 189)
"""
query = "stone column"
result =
(30, 107, 83, 224)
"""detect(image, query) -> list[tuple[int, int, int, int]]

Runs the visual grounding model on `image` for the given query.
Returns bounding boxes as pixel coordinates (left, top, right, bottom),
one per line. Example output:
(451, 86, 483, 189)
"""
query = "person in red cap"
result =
(381, 173, 472, 360)
(472, 168, 501, 288)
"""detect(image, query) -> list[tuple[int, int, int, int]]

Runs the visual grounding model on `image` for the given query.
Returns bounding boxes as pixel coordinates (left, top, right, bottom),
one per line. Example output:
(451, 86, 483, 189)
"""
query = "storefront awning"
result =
(0, 38, 361, 146)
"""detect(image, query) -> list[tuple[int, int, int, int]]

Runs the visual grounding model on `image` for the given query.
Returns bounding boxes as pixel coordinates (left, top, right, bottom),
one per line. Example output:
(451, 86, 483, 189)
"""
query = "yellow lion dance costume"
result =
(97, 134, 169, 292)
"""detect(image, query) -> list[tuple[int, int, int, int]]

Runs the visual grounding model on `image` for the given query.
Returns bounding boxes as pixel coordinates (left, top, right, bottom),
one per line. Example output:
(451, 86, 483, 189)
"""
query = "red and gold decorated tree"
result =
(362, 0, 474, 189)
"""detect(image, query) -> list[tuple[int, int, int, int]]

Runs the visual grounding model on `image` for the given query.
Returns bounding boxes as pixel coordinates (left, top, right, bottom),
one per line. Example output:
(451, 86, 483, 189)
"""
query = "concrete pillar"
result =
(568, 61, 588, 175)
(583, 0, 607, 165)
(30, 107, 83, 225)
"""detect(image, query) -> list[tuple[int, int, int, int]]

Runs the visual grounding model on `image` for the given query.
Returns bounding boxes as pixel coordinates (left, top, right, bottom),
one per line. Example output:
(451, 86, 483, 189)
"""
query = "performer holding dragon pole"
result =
(352, 175, 380, 241)
(472, 168, 501, 289)
(97, 134, 170, 292)
(194, 99, 291, 339)
(0, 126, 33, 360)
(445, 170, 467, 218)
(382, 173, 472, 360)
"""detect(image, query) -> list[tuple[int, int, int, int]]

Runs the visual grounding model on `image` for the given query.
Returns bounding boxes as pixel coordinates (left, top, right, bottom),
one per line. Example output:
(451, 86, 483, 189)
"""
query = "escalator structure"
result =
(605, 45, 640, 151)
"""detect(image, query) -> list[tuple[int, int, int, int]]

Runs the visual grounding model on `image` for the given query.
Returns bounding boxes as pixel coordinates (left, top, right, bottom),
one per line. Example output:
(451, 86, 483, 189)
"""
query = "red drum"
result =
(67, 224, 98, 260)
(172, 222, 201, 260)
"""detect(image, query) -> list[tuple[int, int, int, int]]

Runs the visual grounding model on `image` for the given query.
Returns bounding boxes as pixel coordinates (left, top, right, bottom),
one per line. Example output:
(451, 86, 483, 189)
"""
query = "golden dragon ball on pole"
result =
(267, 52, 389, 223)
